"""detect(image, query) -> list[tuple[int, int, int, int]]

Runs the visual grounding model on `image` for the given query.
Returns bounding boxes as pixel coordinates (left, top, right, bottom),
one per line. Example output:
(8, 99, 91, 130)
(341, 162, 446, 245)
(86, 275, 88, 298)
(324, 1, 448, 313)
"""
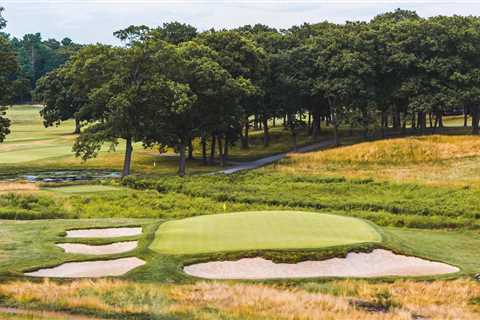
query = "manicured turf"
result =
(150, 211, 382, 255)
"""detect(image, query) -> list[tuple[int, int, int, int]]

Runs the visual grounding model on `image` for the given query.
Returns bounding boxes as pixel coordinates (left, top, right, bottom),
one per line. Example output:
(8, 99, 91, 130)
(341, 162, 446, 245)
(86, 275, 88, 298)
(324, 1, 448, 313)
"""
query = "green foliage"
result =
(121, 172, 480, 229)
(0, 193, 68, 219)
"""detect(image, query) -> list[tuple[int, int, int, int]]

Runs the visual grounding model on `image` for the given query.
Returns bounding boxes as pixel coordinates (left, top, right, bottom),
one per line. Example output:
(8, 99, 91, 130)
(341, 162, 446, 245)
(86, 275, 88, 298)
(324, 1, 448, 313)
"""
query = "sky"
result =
(2, 1, 480, 44)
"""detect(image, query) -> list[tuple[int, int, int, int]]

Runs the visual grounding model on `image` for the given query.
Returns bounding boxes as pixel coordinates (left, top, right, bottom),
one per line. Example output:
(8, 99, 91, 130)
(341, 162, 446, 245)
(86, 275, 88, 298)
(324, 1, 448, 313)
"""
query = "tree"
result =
(35, 68, 82, 133)
(72, 40, 196, 177)
(199, 30, 266, 153)
(0, 7, 17, 143)
(312, 23, 377, 145)
(174, 41, 248, 166)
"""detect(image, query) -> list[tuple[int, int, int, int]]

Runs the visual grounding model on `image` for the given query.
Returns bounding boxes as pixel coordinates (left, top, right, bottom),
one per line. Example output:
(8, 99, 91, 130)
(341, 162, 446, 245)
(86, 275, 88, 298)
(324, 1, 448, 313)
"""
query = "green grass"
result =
(383, 227, 480, 274)
(0, 217, 478, 280)
(0, 105, 221, 176)
(0, 219, 154, 277)
(43, 185, 123, 194)
(150, 211, 381, 255)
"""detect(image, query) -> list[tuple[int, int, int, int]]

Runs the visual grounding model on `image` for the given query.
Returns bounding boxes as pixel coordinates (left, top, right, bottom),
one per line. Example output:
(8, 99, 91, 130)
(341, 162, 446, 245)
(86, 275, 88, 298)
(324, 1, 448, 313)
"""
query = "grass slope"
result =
(278, 135, 480, 186)
(150, 211, 381, 255)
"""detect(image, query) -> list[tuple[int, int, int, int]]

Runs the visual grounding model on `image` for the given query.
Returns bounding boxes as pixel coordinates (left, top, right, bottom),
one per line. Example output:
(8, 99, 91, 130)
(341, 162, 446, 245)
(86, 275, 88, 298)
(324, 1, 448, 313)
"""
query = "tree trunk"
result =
(472, 106, 479, 134)
(429, 112, 433, 128)
(312, 110, 321, 140)
(329, 104, 340, 147)
(307, 111, 312, 128)
(262, 117, 270, 147)
(74, 118, 81, 134)
(209, 134, 216, 164)
(393, 109, 401, 129)
(254, 114, 259, 130)
(437, 112, 443, 128)
(122, 137, 133, 178)
(272, 117, 276, 128)
(241, 117, 249, 149)
(223, 136, 229, 165)
(188, 138, 194, 160)
(218, 135, 224, 166)
(401, 113, 407, 135)
(464, 106, 469, 127)
(201, 134, 207, 165)
(178, 142, 186, 177)
(380, 111, 386, 138)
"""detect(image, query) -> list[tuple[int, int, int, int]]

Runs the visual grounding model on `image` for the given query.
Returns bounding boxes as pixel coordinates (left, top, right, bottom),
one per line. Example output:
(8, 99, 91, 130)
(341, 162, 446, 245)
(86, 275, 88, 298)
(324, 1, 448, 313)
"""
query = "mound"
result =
(287, 135, 480, 165)
(150, 211, 381, 255)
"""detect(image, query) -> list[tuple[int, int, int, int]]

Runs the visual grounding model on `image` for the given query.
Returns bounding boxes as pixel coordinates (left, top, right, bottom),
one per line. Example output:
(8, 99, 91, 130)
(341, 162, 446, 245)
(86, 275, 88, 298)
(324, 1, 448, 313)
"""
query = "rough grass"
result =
(0, 279, 479, 319)
(150, 211, 381, 255)
(288, 135, 480, 164)
(277, 135, 480, 186)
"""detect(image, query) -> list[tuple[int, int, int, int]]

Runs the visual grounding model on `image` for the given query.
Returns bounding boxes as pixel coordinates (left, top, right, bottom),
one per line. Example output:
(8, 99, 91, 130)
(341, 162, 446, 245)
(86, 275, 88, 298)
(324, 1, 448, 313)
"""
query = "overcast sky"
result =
(2, 1, 480, 44)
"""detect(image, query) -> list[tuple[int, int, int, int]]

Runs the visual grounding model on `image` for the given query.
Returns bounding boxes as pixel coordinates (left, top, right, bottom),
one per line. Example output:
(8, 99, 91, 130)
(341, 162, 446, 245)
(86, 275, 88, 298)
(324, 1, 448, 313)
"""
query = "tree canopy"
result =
(32, 9, 480, 176)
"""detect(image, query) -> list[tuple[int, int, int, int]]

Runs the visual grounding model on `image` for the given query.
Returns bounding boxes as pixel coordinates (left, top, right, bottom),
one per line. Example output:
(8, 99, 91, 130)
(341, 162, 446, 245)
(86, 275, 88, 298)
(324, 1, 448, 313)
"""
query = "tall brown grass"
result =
(276, 135, 480, 186)
(1, 279, 479, 319)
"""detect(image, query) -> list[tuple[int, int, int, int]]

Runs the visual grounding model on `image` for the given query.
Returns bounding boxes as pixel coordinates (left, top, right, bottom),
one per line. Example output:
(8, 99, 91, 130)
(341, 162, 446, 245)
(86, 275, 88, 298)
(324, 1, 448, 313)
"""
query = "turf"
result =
(150, 211, 381, 255)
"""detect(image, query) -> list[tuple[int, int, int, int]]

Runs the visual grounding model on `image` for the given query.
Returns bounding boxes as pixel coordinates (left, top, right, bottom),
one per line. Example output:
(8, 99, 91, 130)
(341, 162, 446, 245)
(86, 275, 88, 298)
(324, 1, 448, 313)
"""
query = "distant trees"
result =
(0, 7, 17, 143)
(6, 32, 82, 103)
(34, 9, 480, 176)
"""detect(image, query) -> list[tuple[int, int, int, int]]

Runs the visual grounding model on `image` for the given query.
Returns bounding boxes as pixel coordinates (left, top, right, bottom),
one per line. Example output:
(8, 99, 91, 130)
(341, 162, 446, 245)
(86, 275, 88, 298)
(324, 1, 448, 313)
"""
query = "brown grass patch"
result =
(276, 135, 480, 187)
(1, 279, 479, 319)
(0, 183, 38, 192)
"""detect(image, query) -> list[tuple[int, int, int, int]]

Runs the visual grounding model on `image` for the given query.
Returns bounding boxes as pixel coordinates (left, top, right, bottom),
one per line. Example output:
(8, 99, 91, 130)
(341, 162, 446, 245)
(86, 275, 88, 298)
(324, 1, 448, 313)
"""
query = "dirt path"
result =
(220, 139, 334, 174)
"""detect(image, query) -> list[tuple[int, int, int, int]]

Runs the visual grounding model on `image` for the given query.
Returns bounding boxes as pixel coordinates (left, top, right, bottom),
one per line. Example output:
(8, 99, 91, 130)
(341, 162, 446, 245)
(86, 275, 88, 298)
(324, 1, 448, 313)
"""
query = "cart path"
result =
(219, 139, 334, 174)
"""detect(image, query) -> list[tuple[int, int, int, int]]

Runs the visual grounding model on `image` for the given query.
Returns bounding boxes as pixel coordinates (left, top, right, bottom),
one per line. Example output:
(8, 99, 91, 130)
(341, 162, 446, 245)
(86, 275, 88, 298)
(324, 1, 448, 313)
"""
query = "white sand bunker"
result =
(184, 249, 459, 279)
(25, 257, 145, 278)
(66, 227, 142, 238)
(57, 241, 138, 255)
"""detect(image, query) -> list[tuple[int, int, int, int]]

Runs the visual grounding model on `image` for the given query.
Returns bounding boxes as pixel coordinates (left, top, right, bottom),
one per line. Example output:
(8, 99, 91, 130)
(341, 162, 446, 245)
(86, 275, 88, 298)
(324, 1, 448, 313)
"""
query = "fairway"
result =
(150, 211, 381, 255)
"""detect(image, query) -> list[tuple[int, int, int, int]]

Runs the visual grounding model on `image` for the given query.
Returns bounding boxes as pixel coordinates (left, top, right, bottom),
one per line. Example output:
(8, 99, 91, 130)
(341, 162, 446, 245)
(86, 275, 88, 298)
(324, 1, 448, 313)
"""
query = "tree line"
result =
(3, 8, 480, 176)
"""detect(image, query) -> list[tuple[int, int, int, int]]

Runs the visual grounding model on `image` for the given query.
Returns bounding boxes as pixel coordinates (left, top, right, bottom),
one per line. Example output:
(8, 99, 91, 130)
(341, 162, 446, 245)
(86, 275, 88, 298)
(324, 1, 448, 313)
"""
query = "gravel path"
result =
(184, 249, 459, 279)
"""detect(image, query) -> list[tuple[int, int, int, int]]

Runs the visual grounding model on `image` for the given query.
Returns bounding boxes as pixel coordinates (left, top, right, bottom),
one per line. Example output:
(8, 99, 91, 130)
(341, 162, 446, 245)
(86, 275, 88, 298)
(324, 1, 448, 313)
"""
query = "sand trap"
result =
(57, 241, 138, 255)
(184, 249, 459, 279)
(66, 227, 142, 238)
(25, 257, 145, 278)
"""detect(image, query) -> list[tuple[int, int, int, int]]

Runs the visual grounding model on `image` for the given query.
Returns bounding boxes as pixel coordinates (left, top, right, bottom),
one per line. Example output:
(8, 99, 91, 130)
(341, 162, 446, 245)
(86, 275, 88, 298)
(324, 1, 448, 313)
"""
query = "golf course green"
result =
(150, 211, 381, 255)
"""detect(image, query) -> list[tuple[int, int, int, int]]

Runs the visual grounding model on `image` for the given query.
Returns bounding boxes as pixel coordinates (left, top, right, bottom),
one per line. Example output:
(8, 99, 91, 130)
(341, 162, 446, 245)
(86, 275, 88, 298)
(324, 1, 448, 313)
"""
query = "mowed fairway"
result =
(151, 211, 381, 255)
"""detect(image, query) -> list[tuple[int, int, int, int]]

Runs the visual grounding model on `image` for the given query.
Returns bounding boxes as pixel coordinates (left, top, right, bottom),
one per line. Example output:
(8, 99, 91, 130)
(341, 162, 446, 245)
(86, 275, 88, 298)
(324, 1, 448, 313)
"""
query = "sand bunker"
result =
(25, 257, 145, 278)
(66, 227, 142, 238)
(184, 249, 459, 279)
(57, 241, 138, 255)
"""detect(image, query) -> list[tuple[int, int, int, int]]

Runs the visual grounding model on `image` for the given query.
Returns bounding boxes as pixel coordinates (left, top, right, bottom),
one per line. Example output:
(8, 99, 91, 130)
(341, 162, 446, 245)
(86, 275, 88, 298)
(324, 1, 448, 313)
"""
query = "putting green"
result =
(150, 211, 381, 255)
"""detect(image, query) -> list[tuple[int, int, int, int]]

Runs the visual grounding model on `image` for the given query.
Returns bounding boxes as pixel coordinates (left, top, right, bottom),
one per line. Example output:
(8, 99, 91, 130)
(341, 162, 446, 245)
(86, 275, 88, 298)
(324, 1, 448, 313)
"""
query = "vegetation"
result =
(26, 9, 480, 177)
(278, 135, 480, 186)
(1, 6, 480, 320)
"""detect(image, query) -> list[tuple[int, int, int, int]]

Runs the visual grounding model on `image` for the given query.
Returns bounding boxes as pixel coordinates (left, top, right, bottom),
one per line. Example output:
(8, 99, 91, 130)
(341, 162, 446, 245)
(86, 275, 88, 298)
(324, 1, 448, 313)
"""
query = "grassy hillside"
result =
(278, 135, 480, 186)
